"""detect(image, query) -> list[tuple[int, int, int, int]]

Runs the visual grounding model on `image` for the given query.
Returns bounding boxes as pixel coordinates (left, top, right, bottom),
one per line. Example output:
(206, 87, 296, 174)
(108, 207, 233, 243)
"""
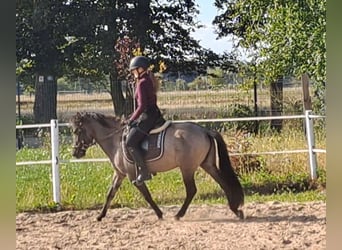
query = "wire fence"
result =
(16, 78, 305, 124)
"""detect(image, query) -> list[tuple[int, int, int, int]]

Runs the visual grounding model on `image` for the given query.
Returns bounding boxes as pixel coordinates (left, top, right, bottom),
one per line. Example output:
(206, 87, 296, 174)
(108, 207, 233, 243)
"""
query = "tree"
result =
(65, 0, 219, 116)
(16, 1, 72, 123)
(213, 0, 326, 114)
(207, 67, 226, 89)
(16, 0, 238, 120)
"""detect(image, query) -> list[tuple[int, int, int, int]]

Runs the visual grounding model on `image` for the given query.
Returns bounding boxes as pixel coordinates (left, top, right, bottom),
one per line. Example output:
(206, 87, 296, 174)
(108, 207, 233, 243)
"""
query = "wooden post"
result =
(253, 76, 259, 134)
(301, 73, 313, 133)
(270, 76, 283, 132)
(301, 73, 312, 111)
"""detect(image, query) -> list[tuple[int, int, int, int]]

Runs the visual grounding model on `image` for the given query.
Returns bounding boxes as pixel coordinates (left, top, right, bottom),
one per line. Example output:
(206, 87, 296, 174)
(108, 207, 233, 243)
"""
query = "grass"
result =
(16, 126, 326, 213)
(16, 163, 326, 213)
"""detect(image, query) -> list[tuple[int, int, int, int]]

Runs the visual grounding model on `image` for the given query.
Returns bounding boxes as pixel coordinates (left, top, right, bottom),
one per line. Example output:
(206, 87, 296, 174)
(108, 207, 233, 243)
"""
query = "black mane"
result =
(71, 112, 121, 129)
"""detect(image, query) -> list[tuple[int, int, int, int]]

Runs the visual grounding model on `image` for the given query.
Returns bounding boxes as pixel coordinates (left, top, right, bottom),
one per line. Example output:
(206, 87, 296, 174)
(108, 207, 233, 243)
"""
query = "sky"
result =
(191, 0, 234, 55)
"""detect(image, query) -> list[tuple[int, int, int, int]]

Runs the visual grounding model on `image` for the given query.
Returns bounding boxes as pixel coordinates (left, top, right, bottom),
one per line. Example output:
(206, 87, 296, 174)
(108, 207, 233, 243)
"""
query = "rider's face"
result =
(131, 68, 139, 79)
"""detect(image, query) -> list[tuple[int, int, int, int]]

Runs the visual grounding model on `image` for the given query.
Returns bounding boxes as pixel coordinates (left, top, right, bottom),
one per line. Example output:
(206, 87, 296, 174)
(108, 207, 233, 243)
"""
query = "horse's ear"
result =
(73, 112, 83, 126)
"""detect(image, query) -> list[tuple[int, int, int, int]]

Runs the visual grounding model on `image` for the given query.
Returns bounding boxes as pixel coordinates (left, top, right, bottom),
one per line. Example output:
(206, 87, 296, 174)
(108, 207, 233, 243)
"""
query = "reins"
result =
(96, 127, 123, 141)
(76, 129, 123, 152)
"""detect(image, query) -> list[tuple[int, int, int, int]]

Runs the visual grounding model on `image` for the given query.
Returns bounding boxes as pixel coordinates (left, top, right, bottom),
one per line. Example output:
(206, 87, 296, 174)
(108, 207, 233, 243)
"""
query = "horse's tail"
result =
(208, 130, 244, 211)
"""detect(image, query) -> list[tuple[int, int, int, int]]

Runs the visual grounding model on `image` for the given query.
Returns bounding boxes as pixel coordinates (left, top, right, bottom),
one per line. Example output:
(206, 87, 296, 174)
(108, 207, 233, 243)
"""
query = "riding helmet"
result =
(129, 56, 149, 71)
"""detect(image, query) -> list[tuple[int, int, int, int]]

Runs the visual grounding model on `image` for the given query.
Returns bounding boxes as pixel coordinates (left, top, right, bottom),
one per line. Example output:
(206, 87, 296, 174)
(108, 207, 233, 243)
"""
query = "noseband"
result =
(73, 139, 96, 152)
(73, 127, 96, 152)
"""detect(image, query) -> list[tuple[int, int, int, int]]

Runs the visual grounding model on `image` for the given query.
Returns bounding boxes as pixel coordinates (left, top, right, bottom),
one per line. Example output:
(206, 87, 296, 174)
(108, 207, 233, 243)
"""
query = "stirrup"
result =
(132, 173, 152, 186)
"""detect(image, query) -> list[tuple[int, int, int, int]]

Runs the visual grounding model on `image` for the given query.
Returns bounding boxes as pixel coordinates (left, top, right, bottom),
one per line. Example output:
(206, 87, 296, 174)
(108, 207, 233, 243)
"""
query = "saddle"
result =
(122, 120, 171, 163)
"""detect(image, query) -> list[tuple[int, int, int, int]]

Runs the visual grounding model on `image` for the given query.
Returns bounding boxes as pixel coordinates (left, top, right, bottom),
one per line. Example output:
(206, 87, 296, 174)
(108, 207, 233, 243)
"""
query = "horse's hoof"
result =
(174, 216, 180, 221)
(236, 210, 244, 220)
(96, 216, 103, 221)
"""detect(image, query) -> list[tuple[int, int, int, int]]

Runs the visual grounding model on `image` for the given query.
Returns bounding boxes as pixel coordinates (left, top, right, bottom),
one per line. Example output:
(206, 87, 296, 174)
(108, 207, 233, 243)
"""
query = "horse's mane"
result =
(71, 112, 121, 129)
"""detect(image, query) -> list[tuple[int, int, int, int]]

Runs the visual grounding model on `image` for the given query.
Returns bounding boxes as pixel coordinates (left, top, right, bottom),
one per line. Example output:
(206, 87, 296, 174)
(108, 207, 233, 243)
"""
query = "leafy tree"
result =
(16, 1, 73, 123)
(16, 0, 239, 121)
(65, 0, 237, 116)
(188, 76, 208, 90)
(207, 67, 226, 89)
(213, 0, 326, 114)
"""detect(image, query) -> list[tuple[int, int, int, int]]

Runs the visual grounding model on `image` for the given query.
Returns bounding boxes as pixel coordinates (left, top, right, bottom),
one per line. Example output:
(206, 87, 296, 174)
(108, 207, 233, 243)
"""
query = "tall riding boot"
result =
(128, 147, 152, 185)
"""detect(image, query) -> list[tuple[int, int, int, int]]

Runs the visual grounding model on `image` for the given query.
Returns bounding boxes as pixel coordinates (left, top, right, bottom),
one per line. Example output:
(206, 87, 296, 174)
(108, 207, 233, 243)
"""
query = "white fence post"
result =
(305, 110, 317, 179)
(50, 119, 61, 204)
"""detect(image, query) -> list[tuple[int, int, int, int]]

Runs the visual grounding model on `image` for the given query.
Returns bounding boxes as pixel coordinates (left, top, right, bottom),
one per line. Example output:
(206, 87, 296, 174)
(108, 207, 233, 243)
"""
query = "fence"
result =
(16, 82, 304, 124)
(16, 110, 326, 204)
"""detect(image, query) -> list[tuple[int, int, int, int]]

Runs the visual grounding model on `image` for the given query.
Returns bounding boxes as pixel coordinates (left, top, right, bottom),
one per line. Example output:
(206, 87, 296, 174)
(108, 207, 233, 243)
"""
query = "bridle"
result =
(71, 113, 125, 155)
(72, 126, 96, 152)
(73, 139, 96, 152)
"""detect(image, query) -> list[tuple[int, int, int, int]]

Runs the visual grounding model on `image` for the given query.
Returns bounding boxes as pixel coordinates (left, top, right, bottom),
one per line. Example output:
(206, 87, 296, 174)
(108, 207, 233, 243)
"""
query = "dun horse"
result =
(70, 112, 244, 221)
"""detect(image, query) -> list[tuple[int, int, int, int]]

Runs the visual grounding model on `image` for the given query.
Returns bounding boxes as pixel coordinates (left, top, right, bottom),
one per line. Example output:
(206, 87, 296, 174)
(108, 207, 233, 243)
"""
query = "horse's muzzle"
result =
(72, 147, 86, 158)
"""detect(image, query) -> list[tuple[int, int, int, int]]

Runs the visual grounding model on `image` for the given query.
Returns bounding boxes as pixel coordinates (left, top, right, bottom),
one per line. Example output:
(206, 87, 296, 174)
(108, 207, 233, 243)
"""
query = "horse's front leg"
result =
(97, 173, 124, 221)
(134, 183, 163, 219)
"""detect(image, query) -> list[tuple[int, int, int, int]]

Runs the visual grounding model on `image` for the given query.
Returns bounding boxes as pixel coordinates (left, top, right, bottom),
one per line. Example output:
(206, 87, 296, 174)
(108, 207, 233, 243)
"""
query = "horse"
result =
(70, 112, 244, 221)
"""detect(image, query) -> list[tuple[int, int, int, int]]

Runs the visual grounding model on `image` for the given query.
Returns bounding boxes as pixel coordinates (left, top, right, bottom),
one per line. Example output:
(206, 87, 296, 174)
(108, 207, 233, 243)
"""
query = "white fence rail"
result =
(16, 110, 326, 204)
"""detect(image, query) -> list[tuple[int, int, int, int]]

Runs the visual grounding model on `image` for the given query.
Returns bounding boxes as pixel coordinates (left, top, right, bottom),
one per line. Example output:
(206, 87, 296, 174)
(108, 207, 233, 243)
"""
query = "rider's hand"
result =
(122, 119, 136, 128)
(121, 119, 130, 126)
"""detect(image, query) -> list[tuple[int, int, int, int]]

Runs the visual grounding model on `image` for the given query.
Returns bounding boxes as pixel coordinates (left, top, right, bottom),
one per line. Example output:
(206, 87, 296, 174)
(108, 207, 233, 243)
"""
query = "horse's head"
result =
(70, 112, 96, 158)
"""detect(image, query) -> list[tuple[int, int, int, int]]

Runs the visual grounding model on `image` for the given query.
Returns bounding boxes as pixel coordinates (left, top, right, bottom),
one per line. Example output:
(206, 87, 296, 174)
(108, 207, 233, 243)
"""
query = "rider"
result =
(125, 55, 165, 186)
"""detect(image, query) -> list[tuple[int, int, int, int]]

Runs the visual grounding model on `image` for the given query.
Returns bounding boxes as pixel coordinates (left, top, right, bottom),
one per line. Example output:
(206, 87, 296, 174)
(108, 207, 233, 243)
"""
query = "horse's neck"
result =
(94, 129, 121, 160)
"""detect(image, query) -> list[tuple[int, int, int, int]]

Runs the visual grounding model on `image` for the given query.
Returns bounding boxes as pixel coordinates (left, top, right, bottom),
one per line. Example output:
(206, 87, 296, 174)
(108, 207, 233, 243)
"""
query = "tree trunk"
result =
(270, 76, 283, 132)
(33, 73, 57, 123)
(109, 69, 134, 117)
(253, 77, 259, 134)
(301, 73, 312, 111)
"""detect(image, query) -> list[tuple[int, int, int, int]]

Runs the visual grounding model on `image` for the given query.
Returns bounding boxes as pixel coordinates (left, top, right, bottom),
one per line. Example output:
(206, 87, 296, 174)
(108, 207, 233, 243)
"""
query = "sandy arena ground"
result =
(16, 201, 325, 250)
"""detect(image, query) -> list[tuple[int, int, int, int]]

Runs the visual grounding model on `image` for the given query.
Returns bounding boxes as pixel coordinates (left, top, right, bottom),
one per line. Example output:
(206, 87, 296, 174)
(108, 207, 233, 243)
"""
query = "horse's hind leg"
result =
(201, 163, 244, 220)
(135, 183, 163, 219)
(175, 171, 197, 220)
(97, 173, 124, 221)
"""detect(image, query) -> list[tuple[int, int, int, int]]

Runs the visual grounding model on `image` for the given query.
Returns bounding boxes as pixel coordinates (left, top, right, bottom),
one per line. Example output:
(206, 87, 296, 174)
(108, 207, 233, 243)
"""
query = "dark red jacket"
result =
(130, 73, 157, 121)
